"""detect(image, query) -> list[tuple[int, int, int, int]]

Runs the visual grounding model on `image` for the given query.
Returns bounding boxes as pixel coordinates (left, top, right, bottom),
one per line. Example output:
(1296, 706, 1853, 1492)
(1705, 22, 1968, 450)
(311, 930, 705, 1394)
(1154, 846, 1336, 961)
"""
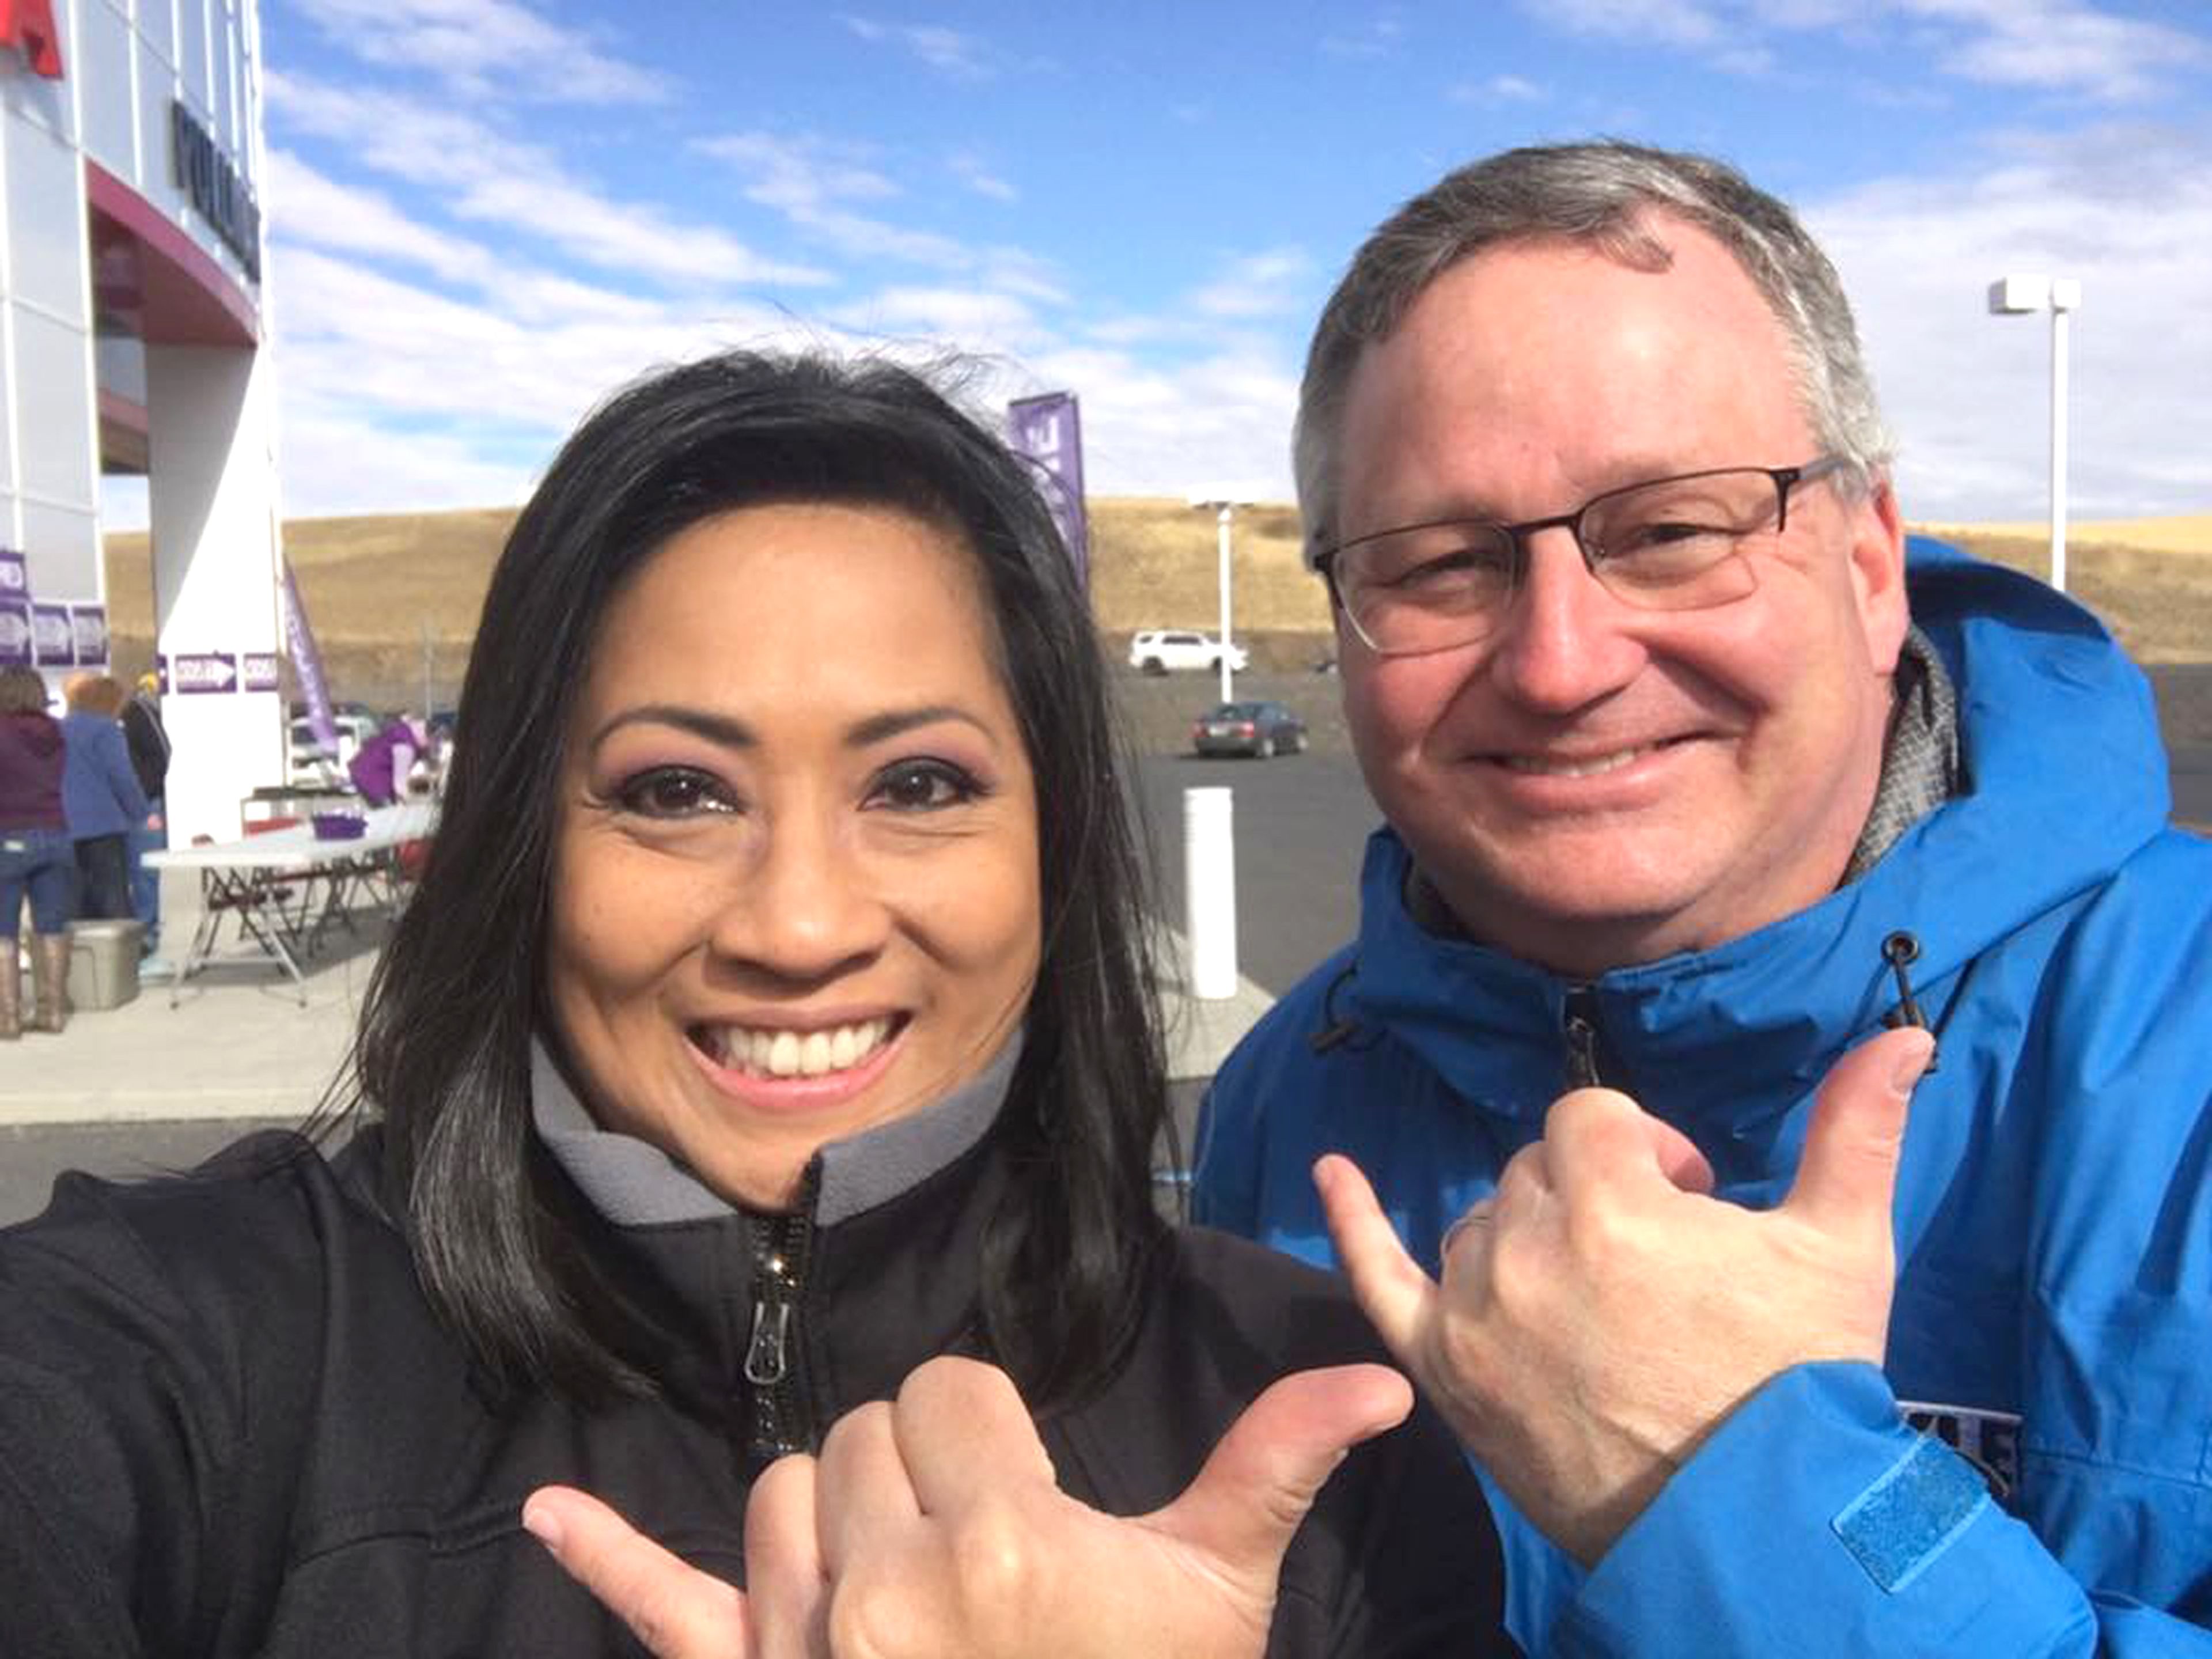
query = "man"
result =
(121, 672, 169, 958)
(1194, 141, 2212, 1654)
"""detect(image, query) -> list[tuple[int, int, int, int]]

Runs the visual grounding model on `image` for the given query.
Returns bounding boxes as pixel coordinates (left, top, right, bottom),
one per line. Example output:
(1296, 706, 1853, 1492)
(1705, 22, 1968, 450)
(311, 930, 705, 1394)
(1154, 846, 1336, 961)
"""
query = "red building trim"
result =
(85, 160, 258, 348)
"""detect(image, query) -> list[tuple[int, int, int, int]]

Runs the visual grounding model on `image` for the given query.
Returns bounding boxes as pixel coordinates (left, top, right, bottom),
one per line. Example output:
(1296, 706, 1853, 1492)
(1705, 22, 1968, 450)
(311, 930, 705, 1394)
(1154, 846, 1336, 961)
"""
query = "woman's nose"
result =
(707, 814, 888, 984)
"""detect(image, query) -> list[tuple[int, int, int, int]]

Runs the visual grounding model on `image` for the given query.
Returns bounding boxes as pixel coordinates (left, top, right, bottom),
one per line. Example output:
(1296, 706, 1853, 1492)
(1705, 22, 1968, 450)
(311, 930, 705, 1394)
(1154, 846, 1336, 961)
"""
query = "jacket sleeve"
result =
(1546, 1362, 2211, 1658)
(98, 723, 150, 823)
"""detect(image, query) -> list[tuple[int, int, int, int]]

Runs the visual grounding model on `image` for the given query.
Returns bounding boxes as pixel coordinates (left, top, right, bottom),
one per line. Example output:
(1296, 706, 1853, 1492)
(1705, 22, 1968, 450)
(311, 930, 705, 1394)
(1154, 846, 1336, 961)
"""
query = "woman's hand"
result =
(526, 1353, 1412, 1658)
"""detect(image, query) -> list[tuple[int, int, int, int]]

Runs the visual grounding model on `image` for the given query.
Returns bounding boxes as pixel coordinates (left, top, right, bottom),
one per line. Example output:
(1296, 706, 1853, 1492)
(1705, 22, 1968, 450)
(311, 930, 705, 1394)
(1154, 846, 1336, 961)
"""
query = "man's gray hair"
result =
(1294, 141, 1895, 558)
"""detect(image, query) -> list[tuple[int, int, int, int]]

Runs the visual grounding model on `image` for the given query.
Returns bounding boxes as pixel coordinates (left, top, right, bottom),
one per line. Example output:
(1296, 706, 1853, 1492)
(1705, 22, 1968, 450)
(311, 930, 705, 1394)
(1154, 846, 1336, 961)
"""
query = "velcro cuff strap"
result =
(1831, 1431, 1990, 1592)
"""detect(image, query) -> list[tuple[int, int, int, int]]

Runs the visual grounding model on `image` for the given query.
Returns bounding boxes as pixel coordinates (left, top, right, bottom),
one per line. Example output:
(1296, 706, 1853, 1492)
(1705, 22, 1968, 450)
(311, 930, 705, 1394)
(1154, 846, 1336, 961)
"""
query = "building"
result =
(3, 0, 281, 843)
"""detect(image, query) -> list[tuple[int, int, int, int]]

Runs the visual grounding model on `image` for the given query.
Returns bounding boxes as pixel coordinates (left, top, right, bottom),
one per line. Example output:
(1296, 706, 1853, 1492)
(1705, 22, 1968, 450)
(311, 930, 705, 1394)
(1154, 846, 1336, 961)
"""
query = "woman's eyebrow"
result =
(590, 704, 757, 750)
(845, 704, 995, 747)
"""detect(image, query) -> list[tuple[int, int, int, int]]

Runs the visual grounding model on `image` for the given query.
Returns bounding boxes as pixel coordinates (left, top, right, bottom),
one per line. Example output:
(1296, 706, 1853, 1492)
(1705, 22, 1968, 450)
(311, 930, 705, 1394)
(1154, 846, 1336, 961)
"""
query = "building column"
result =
(144, 339, 283, 844)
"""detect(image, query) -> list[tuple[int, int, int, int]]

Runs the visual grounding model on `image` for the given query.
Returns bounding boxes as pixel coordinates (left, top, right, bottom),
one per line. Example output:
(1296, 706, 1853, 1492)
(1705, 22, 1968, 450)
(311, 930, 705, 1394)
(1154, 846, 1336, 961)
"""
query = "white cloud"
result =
(1191, 248, 1316, 321)
(840, 16, 1002, 80)
(270, 74, 828, 288)
(1323, 14, 1407, 59)
(1808, 126, 2212, 519)
(949, 151, 1017, 203)
(287, 0, 672, 105)
(267, 149, 494, 286)
(1450, 73, 1549, 104)
(1892, 0, 2210, 102)
(1533, 0, 1725, 49)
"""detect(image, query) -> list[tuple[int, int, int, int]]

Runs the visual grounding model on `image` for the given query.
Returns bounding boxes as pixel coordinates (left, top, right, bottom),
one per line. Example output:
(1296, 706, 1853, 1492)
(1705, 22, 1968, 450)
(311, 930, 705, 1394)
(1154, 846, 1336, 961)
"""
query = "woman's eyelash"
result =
(870, 758, 986, 811)
(612, 766, 734, 817)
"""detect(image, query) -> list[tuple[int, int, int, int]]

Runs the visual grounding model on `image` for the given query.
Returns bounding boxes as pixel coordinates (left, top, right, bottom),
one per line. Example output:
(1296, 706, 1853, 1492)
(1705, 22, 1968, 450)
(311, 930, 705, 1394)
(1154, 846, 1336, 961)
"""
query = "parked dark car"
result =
(1191, 700, 1307, 759)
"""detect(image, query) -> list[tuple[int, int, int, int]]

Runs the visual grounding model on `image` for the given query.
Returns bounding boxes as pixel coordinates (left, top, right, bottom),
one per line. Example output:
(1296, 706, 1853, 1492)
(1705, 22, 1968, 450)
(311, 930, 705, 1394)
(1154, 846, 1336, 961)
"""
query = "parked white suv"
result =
(1128, 629, 1249, 675)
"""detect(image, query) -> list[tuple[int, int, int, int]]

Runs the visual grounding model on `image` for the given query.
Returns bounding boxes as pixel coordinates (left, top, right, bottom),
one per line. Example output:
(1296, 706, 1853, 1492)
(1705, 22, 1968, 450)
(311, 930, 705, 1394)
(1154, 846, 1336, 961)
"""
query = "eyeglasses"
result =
(1315, 457, 1848, 657)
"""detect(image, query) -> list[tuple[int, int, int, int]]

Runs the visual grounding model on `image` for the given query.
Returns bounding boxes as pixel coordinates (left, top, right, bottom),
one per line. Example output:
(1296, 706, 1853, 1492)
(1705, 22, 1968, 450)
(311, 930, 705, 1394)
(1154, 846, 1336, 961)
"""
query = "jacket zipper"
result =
(742, 1197, 815, 1467)
(1563, 985, 1604, 1089)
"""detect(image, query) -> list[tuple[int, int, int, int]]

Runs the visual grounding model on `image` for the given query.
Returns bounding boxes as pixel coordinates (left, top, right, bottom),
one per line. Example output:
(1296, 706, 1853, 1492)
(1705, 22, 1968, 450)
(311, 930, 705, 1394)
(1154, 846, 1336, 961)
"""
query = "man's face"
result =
(1332, 219, 1910, 978)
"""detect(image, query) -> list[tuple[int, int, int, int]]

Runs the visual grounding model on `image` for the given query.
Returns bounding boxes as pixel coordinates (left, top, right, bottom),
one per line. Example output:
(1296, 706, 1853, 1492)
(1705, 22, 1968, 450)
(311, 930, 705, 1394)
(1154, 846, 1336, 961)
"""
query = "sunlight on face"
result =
(545, 502, 1042, 1210)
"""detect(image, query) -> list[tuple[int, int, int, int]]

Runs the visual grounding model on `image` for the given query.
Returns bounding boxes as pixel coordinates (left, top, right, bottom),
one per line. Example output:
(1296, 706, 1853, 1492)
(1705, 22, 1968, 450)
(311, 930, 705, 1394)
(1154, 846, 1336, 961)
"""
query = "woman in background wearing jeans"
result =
(0, 665, 74, 1036)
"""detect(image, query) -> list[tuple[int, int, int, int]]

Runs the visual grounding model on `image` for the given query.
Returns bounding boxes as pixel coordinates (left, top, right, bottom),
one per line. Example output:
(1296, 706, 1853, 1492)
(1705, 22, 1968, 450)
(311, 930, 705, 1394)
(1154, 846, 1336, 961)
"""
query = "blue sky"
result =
(219, 0, 2211, 528)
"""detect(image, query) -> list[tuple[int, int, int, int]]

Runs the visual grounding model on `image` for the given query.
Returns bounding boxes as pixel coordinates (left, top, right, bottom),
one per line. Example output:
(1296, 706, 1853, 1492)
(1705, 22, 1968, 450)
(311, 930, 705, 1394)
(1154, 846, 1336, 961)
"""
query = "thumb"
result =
(1313, 1153, 1438, 1366)
(1783, 1025, 1934, 1238)
(524, 1486, 752, 1658)
(1148, 1363, 1413, 1580)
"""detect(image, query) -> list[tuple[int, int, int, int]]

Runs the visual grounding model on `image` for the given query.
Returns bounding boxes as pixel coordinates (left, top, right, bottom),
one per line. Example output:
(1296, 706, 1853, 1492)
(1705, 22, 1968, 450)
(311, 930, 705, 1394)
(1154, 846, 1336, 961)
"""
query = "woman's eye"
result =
(870, 759, 981, 812)
(613, 767, 734, 817)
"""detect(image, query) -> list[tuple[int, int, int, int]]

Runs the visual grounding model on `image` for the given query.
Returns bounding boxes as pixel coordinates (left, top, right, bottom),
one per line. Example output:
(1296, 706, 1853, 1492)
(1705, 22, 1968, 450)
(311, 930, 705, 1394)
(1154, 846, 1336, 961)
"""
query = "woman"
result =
(0, 664, 74, 1035)
(60, 671, 150, 922)
(0, 352, 1508, 1656)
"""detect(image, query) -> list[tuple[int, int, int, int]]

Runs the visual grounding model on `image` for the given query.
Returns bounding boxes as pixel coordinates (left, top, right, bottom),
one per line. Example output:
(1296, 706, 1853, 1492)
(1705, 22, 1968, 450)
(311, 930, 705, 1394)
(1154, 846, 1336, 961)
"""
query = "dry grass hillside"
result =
(101, 500, 2211, 711)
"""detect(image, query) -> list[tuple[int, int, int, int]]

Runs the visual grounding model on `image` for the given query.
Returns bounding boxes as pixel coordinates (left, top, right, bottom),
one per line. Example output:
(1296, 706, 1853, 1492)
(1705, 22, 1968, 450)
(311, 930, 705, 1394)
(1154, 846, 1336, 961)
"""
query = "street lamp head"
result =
(1988, 274, 2050, 315)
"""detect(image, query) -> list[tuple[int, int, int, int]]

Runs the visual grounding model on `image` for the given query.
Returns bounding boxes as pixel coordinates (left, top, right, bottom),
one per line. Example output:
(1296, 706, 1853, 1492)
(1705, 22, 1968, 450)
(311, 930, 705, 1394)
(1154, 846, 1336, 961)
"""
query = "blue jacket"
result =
(1195, 542, 2212, 1656)
(60, 709, 150, 842)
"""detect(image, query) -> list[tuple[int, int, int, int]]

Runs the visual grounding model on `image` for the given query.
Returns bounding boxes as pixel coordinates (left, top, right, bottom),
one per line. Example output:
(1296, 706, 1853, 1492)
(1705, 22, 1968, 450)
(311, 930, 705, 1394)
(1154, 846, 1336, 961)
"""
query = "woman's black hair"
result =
(345, 350, 1168, 1410)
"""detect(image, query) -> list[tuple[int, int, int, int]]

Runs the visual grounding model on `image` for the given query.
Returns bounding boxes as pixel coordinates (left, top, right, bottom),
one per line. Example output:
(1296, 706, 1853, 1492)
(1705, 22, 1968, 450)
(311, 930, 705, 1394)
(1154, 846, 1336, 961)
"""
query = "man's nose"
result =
(709, 813, 888, 984)
(1481, 529, 1646, 714)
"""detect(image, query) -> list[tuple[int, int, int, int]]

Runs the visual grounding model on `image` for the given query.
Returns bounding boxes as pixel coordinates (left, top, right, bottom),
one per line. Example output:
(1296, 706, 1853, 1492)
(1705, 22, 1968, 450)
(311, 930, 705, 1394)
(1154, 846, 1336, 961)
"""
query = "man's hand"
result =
(1317, 1024, 1934, 1567)
(526, 1353, 1414, 1657)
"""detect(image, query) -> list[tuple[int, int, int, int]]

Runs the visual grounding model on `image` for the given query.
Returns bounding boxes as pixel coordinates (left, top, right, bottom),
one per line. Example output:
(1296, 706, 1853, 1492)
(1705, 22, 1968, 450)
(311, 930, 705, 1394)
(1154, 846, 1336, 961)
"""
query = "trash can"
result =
(67, 919, 144, 1011)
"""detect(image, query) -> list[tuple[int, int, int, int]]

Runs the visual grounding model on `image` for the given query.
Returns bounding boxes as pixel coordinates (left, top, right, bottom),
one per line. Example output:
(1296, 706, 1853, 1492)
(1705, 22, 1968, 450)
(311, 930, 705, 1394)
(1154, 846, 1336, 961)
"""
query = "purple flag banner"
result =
(280, 558, 336, 747)
(0, 599, 29, 666)
(30, 603, 73, 666)
(70, 605, 109, 666)
(0, 550, 26, 597)
(173, 652, 239, 694)
(154, 653, 168, 694)
(243, 652, 280, 692)
(1006, 392, 1089, 591)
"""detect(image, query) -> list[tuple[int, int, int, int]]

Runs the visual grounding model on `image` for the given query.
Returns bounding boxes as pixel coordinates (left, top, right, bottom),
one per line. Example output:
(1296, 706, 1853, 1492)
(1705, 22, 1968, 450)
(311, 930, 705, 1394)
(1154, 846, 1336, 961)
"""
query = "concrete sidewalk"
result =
(0, 872, 1273, 1129)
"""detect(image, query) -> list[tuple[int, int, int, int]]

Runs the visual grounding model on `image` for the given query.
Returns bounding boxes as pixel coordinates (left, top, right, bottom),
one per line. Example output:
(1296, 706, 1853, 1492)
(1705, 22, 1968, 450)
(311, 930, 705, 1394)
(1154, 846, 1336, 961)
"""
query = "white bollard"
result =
(1184, 786, 1239, 999)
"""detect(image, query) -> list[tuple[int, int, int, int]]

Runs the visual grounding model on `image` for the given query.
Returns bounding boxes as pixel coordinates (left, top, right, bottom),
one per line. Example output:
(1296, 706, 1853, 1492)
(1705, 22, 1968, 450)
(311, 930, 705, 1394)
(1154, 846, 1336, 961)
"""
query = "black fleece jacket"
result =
(0, 1115, 1509, 1658)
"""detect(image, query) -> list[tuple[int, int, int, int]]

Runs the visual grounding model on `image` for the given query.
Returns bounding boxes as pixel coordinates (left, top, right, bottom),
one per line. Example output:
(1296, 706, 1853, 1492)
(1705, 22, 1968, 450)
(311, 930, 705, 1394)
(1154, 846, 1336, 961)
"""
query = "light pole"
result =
(1987, 274, 2082, 593)
(1188, 495, 1249, 702)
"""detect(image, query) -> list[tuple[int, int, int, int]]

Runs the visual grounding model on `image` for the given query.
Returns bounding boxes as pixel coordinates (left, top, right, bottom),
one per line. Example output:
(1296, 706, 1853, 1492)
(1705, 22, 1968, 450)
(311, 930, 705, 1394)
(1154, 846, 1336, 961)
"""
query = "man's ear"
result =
(1847, 477, 1911, 675)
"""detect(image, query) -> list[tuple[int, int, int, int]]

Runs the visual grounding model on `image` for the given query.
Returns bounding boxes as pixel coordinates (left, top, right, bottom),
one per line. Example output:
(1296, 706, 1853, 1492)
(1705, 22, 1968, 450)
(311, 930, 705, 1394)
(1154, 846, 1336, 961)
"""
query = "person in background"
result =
(122, 671, 171, 960)
(1194, 138, 2212, 1656)
(0, 665, 74, 1036)
(60, 672, 149, 925)
(347, 711, 424, 806)
(0, 351, 1509, 1657)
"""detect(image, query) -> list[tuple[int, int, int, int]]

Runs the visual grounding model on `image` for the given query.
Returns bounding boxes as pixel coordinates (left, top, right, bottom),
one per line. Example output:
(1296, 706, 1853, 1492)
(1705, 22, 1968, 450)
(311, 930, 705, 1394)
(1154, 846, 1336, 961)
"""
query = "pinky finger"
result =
(1312, 1154, 1440, 1365)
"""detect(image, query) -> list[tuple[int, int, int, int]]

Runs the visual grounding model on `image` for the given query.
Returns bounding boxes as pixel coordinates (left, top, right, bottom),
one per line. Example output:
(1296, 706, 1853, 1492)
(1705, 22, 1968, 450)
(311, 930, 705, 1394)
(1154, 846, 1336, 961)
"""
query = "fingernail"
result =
(521, 1499, 563, 1553)
(1890, 1030, 1937, 1094)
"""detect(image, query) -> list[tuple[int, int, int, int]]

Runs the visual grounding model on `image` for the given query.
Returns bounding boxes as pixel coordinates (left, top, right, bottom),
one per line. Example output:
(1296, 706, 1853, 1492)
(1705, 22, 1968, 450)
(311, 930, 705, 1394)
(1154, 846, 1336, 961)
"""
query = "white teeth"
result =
(1504, 745, 1653, 778)
(715, 1018, 892, 1079)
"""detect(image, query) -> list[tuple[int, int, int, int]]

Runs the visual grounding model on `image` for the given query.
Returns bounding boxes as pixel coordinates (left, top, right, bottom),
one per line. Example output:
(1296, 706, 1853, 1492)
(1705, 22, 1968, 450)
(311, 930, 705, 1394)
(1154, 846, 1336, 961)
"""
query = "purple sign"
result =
(154, 654, 168, 694)
(30, 603, 73, 666)
(1007, 392, 1089, 591)
(281, 560, 336, 748)
(0, 550, 25, 597)
(173, 652, 240, 694)
(0, 599, 29, 666)
(70, 605, 109, 666)
(243, 651, 280, 692)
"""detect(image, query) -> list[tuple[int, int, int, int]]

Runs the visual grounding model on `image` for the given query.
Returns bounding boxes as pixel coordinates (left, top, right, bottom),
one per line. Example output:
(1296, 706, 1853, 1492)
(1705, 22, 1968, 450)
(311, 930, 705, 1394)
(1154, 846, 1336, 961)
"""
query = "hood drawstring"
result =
(1881, 930, 1980, 1074)
(1308, 961, 1369, 1054)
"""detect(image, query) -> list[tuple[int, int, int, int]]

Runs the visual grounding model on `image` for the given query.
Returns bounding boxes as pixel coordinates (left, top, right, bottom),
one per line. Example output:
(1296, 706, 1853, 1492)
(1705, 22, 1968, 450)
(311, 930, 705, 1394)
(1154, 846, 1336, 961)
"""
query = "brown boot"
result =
(0, 944, 20, 1039)
(29, 932, 70, 1033)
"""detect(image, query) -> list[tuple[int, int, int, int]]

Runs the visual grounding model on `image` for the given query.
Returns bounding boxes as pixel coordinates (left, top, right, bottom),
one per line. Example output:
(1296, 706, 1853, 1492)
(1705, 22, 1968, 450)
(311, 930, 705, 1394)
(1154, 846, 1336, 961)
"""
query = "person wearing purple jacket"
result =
(0, 665, 74, 1036)
(347, 713, 424, 806)
(61, 673, 150, 923)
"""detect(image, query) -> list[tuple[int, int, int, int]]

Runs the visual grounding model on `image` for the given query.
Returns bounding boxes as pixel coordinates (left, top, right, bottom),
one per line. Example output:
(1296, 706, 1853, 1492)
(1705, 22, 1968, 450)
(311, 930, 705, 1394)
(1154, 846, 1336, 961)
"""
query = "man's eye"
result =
(614, 767, 734, 817)
(870, 759, 982, 812)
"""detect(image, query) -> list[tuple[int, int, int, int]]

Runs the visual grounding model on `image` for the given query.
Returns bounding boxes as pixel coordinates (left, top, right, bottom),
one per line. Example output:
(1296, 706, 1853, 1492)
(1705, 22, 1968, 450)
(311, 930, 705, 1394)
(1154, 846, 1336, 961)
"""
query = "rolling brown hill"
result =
(101, 499, 2211, 717)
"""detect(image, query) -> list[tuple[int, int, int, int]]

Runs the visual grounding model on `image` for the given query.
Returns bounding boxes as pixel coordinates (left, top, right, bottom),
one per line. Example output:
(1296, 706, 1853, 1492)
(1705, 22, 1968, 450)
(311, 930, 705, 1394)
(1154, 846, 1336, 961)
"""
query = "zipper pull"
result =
(1563, 987, 1603, 1089)
(744, 1293, 791, 1385)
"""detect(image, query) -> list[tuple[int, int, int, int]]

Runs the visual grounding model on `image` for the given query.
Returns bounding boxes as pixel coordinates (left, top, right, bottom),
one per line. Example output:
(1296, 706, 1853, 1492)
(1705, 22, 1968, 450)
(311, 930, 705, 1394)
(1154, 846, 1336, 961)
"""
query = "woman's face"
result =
(546, 501, 1042, 1210)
